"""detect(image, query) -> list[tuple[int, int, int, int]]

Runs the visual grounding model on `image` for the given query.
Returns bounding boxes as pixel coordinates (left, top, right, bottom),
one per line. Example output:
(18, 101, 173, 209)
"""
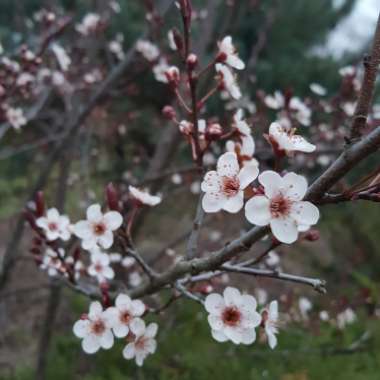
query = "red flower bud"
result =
(162, 105, 176, 120)
(106, 183, 121, 211)
(186, 53, 198, 70)
(304, 229, 320, 241)
(35, 191, 45, 217)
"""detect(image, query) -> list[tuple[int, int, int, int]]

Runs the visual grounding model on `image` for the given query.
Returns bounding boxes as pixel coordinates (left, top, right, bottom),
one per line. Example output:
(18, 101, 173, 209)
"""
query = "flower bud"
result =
(179, 120, 193, 136)
(304, 229, 320, 241)
(206, 123, 223, 140)
(35, 191, 45, 217)
(164, 66, 180, 86)
(162, 105, 176, 120)
(186, 53, 198, 70)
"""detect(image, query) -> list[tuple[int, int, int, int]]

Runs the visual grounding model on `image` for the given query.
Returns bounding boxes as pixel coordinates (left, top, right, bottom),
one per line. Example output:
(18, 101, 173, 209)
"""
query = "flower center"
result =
(48, 222, 58, 231)
(270, 195, 291, 218)
(135, 336, 147, 350)
(93, 222, 106, 236)
(91, 319, 105, 335)
(222, 307, 241, 326)
(221, 176, 240, 197)
(94, 263, 103, 273)
(120, 311, 132, 324)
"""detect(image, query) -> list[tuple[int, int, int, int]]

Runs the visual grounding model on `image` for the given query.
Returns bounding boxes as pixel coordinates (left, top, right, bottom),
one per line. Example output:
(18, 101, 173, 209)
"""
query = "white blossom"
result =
(205, 287, 262, 345)
(105, 294, 145, 338)
(289, 97, 311, 126)
(6, 107, 27, 130)
(36, 208, 71, 241)
(215, 63, 241, 100)
(264, 91, 285, 109)
(122, 321, 158, 366)
(218, 36, 245, 70)
(74, 204, 122, 250)
(153, 58, 170, 83)
(73, 301, 114, 354)
(76, 13, 101, 35)
(337, 308, 356, 329)
(310, 83, 327, 96)
(136, 40, 160, 62)
(263, 300, 279, 349)
(40, 248, 65, 277)
(88, 251, 115, 283)
(201, 152, 259, 213)
(167, 30, 177, 50)
(129, 186, 162, 206)
(244, 171, 320, 244)
(299, 297, 312, 319)
(268, 122, 316, 154)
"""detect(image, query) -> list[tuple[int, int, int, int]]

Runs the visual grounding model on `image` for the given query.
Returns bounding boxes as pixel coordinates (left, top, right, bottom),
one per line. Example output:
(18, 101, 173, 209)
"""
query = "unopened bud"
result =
(186, 53, 198, 70)
(206, 123, 223, 140)
(35, 191, 45, 217)
(172, 28, 183, 52)
(165, 66, 180, 85)
(304, 229, 320, 241)
(106, 183, 120, 211)
(179, 120, 193, 136)
(162, 105, 177, 120)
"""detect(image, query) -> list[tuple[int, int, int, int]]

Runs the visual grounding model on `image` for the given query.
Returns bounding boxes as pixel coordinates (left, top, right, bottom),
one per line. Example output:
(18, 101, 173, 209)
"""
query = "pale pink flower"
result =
(215, 63, 241, 100)
(205, 287, 262, 345)
(201, 152, 259, 213)
(263, 300, 279, 349)
(289, 97, 311, 126)
(264, 91, 285, 109)
(76, 13, 101, 35)
(36, 208, 71, 241)
(268, 122, 316, 154)
(40, 248, 65, 277)
(105, 294, 145, 338)
(6, 107, 27, 130)
(218, 36, 245, 70)
(122, 321, 158, 366)
(136, 40, 160, 62)
(73, 301, 114, 354)
(129, 186, 162, 206)
(74, 204, 122, 250)
(244, 171, 320, 244)
(88, 251, 115, 283)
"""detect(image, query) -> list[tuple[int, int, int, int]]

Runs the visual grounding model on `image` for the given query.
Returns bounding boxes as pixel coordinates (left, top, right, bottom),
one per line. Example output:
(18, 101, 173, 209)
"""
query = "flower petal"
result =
(283, 172, 308, 201)
(145, 322, 158, 338)
(217, 152, 239, 177)
(104, 211, 123, 230)
(88, 301, 103, 319)
(211, 329, 228, 342)
(73, 319, 89, 338)
(240, 328, 256, 345)
(222, 192, 244, 213)
(86, 204, 103, 222)
(82, 335, 101, 354)
(270, 218, 298, 244)
(205, 293, 225, 314)
(202, 193, 223, 213)
(201, 171, 221, 193)
(115, 293, 132, 309)
(259, 171, 283, 198)
(100, 329, 114, 349)
(244, 196, 271, 226)
(238, 163, 259, 189)
(223, 287, 241, 306)
(123, 343, 136, 359)
(208, 314, 223, 330)
(290, 201, 320, 226)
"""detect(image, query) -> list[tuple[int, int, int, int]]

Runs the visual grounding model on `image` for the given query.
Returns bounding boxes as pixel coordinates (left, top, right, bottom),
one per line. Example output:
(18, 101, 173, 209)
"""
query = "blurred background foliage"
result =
(0, 0, 379, 379)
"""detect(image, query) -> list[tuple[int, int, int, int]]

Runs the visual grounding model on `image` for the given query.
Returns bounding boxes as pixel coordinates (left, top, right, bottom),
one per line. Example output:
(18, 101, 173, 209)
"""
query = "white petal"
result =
(240, 135, 255, 157)
(205, 293, 225, 314)
(104, 211, 123, 230)
(86, 204, 103, 222)
(47, 208, 60, 220)
(131, 300, 146, 316)
(145, 338, 157, 354)
(224, 326, 242, 344)
(104, 307, 120, 325)
(211, 329, 228, 342)
(240, 294, 257, 312)
(123, 343, 136, 359)
(283, 172, 308, 201)
(259, 171, 283, 198)
(102, 266, 115, 280)
(291, 201, 319, 226)
(267, 330, 278, 349)
(217, 152, 239, 177)
(73, 320, 89, 338)
(244, 196, 271, 226)
(290, 135, 316, 153)
(82, 335, 101, 354)
(88, 301, 103, 319)
(100, 329, 114, 349)
(115, 294, 131, 309)
(223, 287, 241, 306)
(98, 230, 114, 249)
(242, 310, 262, 329)
(222, 192, 244, 213)
(240, 328, 257, 345)
(135, 353, 146, 367)
(36, 217, 48, 229)
(269, 300, 279, 320)
(201, 171, 221, 193)
(226, 54, 245, 70)
(208, 314, 223, 330)
(130, 318, 146, 336)
(145, 322, 158, 338)
(238, 164, 259, 189)
(270, 218, 298, 244)
(202, 193, 223, 213)
(74, 221, 92, 239)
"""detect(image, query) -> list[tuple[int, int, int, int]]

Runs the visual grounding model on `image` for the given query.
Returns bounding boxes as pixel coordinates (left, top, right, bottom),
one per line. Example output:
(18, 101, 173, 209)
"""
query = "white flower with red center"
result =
(264, 91, 285, 109)
(215, 63, 242, 100)
(105, 294, 145, 338)
(88, 251, 115, 283)
(205, 287, 262, 345)
(136, 40, 160, 62)
(217, 36, 245, 70)
(226, 109, 255, 158)
(289, 97, 311, 126)
(262, 300, 279, 349)
(73, 301, 114, 354)
(122, 321, 158, 366)
(36, 208, 71, 241)
(268, 122, 316, 154)
(244, 171, 320, 244)
(73, 204, 122, 250)
(129, 186, 162, 207)
(6, 107, 27, 130)
(201, 152, 259, 213)
(40, 248, 65, 277)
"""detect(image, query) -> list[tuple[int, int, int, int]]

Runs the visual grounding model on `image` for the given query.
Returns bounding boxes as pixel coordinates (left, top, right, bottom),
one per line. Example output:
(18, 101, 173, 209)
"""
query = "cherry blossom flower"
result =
(262, 300, 279, 349)
(129, 186, 162, 206)
(264, 91, 285, 109)
(153, 58, 170, 83)
(73, 301, 114, 354)
(226, 109, 255, 158)
(289, 97, 311, 126)
(319, 310, 330, 322)
(6, 107, 27, 130)
(342, 101, 356, 116)
(244, 171, 320, 244)
(268, 122, 316, 154)
(215, 63, 241, 100)
(40, 248, 65, 277)
(337, 308, 356, 329)
(76, 13, 101, 35)
(36, 208, 71, 241)
(73, 204, 122, 250)
(205, 287, 262, 345)
(122, 321, 158, 366)
(299, 297, 312, 319)
(105, 294, 145, 338)
(339, 65, 355, 77)
(88, 251, 115, 283)
(136, 40, 160, 62)
(310, 83, 327, 96)
(201, 152, 259, 213)
(218, 36, 245, 70)
(16, 72, 35, 87)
